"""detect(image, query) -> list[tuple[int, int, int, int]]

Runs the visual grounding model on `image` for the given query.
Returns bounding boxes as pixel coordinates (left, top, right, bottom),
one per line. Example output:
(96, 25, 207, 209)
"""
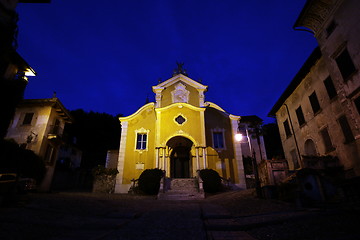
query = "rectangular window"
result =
(44, 144, 55, 164)
(22, 112, 34, 125)
(326, 20, 336, 37)
(295, 106, 306, 127)
(213, 132, 224, 149)
(324, 76, 337, 100)
(336, 48, 356, 81)
(354, 96, 360, 115)
(320, 127, 335, 153)
(338, 115, 355, 143)
(136, 133, 147, 150)
(309, 91, 321, 114)
(283, 119, 292, 138)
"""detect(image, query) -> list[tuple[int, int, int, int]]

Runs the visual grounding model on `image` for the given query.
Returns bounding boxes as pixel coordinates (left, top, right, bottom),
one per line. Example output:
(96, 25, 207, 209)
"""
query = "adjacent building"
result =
(5, 97, 72, 191)
(269, 0, 360, 178)
(0, 0, 50, 139)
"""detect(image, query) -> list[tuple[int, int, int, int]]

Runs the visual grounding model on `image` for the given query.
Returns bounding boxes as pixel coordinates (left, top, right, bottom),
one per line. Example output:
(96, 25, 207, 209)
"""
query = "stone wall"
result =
(93, 174, 117, 193)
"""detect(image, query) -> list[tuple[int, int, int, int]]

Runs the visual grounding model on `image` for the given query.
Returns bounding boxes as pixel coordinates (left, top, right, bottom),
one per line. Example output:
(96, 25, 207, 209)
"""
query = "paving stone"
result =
(109, 202, 207, 240)
(81, 218, 130, 230)
(205, 219, 246, 231)
(201, 203, 232, 219)
(106, 211, 140, 219)
(51, 229, 112, 240)
(207, 231, 258, 240)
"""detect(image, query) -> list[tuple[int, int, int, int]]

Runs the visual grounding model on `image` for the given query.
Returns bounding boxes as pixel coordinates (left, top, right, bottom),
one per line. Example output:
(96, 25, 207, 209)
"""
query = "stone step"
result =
(166, 189, 199, 193)
(170, 178, 198, 190)
(207, 231, 258, 240)
(158, 178, 204, 200)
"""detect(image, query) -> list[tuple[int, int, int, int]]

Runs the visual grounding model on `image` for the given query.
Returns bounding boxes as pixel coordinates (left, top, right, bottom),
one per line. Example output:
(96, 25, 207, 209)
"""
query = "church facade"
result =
(113, 69, 247, 193)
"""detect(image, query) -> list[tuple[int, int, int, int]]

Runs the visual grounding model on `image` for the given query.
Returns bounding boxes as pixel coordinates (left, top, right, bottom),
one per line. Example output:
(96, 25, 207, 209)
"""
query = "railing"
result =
(220, 176, 232, 190)
(47, 125, 63, 138)
(196, 170, 204, 194)
(128, 178, 139, 194)
(159, 170, 166, 193)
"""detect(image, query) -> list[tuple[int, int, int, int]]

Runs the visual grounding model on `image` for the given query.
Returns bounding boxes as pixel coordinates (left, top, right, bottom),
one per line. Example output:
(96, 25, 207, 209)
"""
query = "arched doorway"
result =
(167, 136, 193, 178)
(304, 139, 317, 156)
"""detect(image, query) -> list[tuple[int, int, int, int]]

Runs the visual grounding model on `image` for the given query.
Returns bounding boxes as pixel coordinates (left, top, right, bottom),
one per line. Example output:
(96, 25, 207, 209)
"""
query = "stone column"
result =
(155, 147, 160, 168)
(202, 147, 207, 169)
(163, 147, 167, 175)
(196, 147, 200, 170)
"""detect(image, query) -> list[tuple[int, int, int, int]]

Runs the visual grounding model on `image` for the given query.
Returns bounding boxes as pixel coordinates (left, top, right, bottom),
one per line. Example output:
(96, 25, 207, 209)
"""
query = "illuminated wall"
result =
(115, 74, 246, 193)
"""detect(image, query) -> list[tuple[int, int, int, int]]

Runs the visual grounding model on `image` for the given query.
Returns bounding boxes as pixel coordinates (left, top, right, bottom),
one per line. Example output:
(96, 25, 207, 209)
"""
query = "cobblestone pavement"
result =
(0, 190, 359, 240)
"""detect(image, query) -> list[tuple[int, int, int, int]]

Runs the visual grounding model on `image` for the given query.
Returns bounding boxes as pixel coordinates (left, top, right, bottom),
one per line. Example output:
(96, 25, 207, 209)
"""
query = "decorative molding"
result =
(291, 93, 299, 104)
(280, 106, 286, 117)
(229, 114, 240, 121)
(162, 130, 199, 147)
(177, 130, 185, 134)
(154, 74, 208, 90)
(171, 82, 190, 103)
(155, 102, 205, 112)
(119, 103, 154, 121)
(135, 163, 145, 170)
(134, 128, 150, 152)
(295, 0, 343, 35)
(304, 77, 312, 91)
(199, 90, 205, 107)
(174, 114, 187, 126)
(116, 121, 128, 185)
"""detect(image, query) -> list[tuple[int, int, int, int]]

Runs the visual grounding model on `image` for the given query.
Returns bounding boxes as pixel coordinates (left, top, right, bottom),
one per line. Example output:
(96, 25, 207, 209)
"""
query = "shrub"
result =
(138, 168, 164, 195)
(0, 139, 46, 182)
(19, 149, 46, 182)
(92, 165, 119, 177)
(199, 169, 221, 193)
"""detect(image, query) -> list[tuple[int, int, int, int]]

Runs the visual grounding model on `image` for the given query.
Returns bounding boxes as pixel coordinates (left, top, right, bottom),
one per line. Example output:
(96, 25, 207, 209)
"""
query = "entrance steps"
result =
(158, 178, 205, 200)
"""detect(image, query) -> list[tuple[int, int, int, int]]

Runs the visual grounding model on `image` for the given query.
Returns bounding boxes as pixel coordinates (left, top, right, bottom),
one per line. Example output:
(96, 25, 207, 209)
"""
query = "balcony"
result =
(47, 125, 63, 142)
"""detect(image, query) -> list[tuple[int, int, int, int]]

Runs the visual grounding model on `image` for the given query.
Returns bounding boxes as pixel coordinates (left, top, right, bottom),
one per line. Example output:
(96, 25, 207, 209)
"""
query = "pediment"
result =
(153, 74, 208, 92)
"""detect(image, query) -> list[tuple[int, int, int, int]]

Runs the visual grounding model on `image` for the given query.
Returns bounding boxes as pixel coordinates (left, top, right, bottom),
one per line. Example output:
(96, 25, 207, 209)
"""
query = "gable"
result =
(152, 74, 208, 108)
(155, 74, 207, 90)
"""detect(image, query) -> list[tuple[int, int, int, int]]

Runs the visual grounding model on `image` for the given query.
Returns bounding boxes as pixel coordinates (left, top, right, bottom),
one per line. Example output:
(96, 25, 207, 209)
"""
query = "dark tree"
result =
(0, 139, 46, 182)
(65, 109, 121, 169)
(263, 123, 284, 159)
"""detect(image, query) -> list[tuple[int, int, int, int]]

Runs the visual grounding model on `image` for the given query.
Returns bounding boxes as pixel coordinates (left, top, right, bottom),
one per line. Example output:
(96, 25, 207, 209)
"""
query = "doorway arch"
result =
(304, 139, 318, 156)
(167, 136, 193, 178)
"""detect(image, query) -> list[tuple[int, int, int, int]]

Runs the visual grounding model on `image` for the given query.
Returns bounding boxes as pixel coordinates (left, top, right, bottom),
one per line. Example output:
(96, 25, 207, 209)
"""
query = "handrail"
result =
(159, 170, 166, 193)
(220, 176, 232, 190)
(128, 178, 139, 194)
(196, 170, 204, 193)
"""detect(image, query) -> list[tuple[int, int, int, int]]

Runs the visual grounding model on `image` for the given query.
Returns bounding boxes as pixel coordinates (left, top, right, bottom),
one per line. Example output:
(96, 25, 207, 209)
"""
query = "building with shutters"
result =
(269, 0, 360, 178)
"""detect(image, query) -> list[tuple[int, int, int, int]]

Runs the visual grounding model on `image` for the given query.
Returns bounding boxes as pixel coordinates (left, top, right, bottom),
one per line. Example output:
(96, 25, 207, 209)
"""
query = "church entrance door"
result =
(167, 136, 193, 178)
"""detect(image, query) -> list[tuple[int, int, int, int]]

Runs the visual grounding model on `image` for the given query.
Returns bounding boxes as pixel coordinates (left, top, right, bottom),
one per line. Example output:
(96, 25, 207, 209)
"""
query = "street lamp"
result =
(235, 133, 243, 142)
(236, 125, 262, 198)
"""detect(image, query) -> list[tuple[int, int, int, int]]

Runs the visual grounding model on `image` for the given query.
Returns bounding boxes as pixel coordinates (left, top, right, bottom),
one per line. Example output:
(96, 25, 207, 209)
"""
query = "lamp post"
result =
(235, 128, 262, 198)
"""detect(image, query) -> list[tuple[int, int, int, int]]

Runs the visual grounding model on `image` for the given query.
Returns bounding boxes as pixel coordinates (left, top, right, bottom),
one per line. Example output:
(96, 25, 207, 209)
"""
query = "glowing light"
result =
(235, 133, 243, 142)
(24, 68, 36, 77)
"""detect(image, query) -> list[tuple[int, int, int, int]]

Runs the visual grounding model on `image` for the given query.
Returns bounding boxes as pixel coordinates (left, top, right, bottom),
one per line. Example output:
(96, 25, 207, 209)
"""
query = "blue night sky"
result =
(16, 0, 317, 123)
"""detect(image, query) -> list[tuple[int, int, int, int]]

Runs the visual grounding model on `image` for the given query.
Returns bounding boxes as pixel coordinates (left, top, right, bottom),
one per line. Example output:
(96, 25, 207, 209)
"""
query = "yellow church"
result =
(112, 65, 247, 193)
